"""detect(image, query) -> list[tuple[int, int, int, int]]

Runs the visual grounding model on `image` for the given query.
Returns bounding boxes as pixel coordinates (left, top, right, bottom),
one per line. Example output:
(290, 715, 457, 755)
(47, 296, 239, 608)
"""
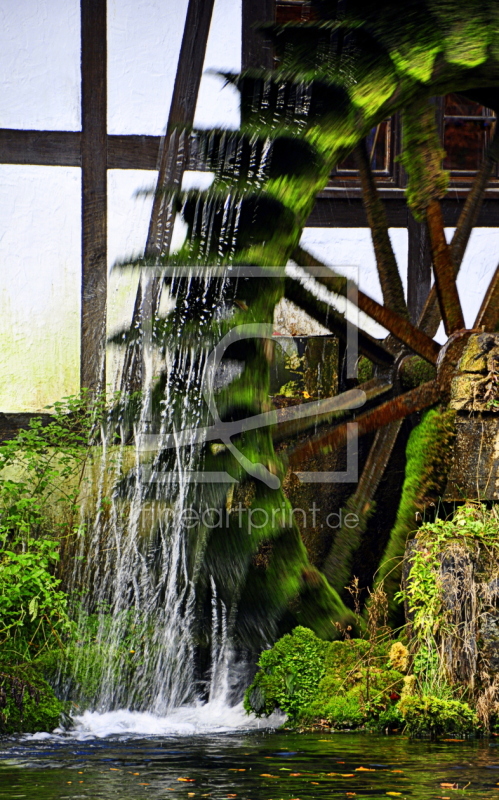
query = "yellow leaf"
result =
(386, 793, 402, 797)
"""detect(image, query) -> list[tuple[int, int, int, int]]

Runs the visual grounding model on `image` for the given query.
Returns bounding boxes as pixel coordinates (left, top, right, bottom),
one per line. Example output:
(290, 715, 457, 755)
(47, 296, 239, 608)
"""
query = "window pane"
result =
(337, 121, 391, 173)
(443, 118, 495, 171)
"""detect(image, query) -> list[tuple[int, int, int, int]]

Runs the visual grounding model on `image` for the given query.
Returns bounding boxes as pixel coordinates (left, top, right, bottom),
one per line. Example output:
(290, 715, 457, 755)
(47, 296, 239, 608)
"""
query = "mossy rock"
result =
(245, 628, 404, 730)
(0, 661, 68, 734)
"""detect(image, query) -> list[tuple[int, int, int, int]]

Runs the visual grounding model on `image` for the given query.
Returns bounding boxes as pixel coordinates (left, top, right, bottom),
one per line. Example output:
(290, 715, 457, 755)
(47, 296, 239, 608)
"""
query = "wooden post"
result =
(242, 0, 274, 70)
(80, 0, 107, 392)
(407, 215, 432, 325)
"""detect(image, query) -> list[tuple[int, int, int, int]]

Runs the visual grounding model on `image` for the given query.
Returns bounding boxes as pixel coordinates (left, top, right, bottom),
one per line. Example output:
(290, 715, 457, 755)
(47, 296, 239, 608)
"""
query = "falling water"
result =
(52, 82, 296, 729)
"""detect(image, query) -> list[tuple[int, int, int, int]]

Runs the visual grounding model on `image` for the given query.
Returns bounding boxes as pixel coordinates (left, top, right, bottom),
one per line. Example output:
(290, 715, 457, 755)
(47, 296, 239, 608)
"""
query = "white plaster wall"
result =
(0, 165, 81, 411)
(108, 0, 241, 134)
(1, 0, 241, 411)
(0, 0, 80, 130)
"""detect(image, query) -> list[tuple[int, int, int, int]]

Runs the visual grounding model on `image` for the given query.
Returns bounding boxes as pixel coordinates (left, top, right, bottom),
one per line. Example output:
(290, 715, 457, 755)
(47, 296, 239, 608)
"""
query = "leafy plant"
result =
(244, 625, 405, 729)
(0, 392, 106, 661)
(396, 504, 499, 694)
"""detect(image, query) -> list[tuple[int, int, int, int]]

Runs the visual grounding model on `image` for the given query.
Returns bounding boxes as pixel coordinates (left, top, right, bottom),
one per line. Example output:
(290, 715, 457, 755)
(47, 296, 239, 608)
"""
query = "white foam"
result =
(66, 702, 283, 739)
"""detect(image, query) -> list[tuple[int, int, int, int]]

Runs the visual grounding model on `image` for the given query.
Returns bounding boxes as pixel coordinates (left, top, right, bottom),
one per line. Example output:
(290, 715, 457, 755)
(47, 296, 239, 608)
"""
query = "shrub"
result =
(0, 393, 104, 662)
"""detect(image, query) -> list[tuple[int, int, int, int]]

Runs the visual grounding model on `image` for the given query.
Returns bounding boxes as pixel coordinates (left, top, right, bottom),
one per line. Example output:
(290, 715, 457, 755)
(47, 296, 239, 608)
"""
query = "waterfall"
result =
(64, 266, 238, 716)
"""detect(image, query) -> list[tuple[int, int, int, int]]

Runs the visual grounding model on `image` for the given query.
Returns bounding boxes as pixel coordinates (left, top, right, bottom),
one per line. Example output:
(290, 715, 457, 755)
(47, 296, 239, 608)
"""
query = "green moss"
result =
(243, 626, 328, 719)
(399, 695, 478, 739)
(245, 628, 405, 730)
(357, 356, 374, 384)
(399, 102, 449, 220)
(0, 661, 67, 734)
(400, 356, 437, 390)
(375, 407, 456, 621)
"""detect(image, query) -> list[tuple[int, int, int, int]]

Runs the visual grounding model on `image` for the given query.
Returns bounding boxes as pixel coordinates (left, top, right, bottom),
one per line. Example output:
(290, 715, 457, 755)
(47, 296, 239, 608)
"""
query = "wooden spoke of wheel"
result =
(291, 249, 441, 365)
(321, 419, 404, 591)
(426, 199, 465, 336)
(284, 274, 395, 367)
(273, 376, 393, 442)
(475, 262, 499, 331)
(288, 379, 440, 466)
(355, 138, 408, 319)
(418, 129, 499, 337)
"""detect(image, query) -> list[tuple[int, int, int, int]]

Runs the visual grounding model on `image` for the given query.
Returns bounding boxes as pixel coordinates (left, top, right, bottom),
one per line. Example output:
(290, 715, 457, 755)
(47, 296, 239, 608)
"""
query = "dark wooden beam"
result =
(306, 195, 499, 228)
(407, 216, 432, 324)
(0, 413, 53, 442)
(0, 130, 82, 166)
(107, 135, 161, 169)
(121, 0, 217, 393)
(0, 131, 162, 170)
(242, 0, 274, 70)
(80, 0, 107, 392)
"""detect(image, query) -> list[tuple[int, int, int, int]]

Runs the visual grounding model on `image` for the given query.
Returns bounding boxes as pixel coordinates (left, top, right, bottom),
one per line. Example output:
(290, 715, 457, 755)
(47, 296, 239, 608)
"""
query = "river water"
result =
(2, 709, 499, 800)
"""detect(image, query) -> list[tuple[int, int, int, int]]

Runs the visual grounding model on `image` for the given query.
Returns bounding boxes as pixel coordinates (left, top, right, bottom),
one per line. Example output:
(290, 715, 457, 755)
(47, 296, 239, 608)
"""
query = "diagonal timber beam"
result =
(426, 199, 465, 336)
(354, 138, 408, 319)
(284, 274, 395, 368)
(272, 377, 393, 442)
(418, 129, 499, 337)
(121, 0, 216, 392)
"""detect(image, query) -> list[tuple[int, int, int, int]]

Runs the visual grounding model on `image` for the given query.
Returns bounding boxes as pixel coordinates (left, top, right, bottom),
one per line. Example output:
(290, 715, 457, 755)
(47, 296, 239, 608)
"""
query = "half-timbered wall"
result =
(1, 0, 499, 416)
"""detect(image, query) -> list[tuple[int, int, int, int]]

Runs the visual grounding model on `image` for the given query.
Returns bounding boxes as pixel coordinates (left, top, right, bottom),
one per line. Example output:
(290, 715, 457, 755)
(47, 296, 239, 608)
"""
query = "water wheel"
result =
(115, 1, 499, 643)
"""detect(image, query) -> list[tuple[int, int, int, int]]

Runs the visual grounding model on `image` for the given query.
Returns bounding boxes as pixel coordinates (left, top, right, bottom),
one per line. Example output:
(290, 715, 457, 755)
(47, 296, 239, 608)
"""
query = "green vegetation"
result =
(0, 663, 68, 734)
(398, 696, 477, 739)
(0, 393, 107, 732)
(395, 504, 499, 721)
(244, 626, 406, 731)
